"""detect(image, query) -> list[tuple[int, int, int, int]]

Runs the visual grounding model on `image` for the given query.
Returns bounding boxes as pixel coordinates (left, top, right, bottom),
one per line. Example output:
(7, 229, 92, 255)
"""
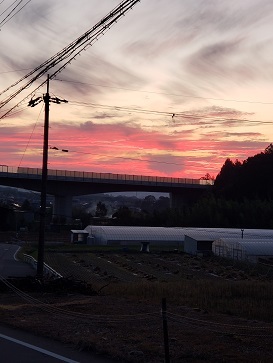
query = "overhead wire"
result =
(1, 103, 28, 118)
(1, 275, 273, 334)
(0, 275, 158, 322)
(0, 0, 18, 17)
(167, 311, 273, 337)
(68, 100, 273, 126)
(0, 0, 141, 118)
(49, 146, 186, 167)
(0, 67, 34, 74)
(55, 78, 273, 106)
(0, 0, 31, 28)
(18, 102, 44, 167)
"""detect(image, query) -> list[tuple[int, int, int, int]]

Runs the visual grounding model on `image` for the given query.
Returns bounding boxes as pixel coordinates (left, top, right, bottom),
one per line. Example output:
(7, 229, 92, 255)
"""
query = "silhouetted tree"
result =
(141, 195, 156, 213)
(95, 201, 107, 217)
(214, 145, 273, 200)
(112, 206, 132, 225)
(21, 199, 32, 211)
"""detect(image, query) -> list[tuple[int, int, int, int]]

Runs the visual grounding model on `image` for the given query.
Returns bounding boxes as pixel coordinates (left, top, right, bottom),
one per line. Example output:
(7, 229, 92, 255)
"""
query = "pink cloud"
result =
(0, 119, 270, 180)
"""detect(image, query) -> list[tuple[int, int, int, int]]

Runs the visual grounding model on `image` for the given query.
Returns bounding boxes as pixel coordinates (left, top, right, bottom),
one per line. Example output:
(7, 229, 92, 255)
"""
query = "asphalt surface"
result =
(0, 324, 114, 363)
(0, 243, 115, 363)
(0, 243, 36, 278)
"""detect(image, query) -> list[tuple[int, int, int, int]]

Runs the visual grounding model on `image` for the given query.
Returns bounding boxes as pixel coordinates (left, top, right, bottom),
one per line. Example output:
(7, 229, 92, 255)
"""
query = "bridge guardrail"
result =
(0, 165, 214, 186)
(23, 254, 63, 279)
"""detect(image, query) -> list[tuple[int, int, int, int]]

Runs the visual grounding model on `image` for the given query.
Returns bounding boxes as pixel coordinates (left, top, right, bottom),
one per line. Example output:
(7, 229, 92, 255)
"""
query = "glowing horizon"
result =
(1, 0, 273, 179)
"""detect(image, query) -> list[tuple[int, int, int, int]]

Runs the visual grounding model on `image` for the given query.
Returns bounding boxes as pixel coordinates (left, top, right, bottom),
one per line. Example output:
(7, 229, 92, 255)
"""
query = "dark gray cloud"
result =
(92, 113, 117, 120)
(175, 0, 273, 39)
(185, 38, 273, 84)
(169, 106, 254, 129)
(201, 131, 264, 140)
(147, 154, 185, 175)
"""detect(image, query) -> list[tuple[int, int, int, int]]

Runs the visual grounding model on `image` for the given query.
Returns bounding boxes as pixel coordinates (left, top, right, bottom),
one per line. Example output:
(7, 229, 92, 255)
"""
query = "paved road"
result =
(0, 244, 115, 362)
(0, 324, 114, 363)
(0, 243, 36, 278)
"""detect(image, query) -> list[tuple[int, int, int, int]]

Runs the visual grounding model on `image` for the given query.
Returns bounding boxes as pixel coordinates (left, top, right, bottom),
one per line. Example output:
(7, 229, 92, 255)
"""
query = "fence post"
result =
(162, 297, 170, 363)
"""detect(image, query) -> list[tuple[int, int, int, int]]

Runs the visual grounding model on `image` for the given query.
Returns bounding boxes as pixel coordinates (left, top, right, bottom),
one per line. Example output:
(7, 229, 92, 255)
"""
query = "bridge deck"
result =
(0, 166, 213, 187)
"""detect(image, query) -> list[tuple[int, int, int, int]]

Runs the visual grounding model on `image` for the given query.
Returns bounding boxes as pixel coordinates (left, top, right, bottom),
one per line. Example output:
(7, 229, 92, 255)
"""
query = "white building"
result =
(84, 225, 183, 249)
(213, 238, 273, 263)
(83, 225, 273, 261)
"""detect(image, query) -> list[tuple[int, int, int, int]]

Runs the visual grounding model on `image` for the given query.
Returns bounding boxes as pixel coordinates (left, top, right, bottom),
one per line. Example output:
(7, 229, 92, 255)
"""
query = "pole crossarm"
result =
(27, 95, 68, 108)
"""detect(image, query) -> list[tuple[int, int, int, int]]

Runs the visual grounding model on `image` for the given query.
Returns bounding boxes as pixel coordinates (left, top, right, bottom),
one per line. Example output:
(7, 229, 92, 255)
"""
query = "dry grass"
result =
(40, 248, 273, 322)
(2, 246, 273, 362)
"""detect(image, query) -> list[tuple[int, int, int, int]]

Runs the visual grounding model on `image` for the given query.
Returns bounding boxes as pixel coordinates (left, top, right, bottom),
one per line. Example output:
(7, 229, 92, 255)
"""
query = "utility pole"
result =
(37, 74, 50, 279)
(28, 75, 67, 280)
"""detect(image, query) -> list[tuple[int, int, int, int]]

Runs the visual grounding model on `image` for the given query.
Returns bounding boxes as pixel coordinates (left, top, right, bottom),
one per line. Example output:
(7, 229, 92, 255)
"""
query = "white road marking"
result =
(0, 333, 79, 363)
(13, 246, 21, 261)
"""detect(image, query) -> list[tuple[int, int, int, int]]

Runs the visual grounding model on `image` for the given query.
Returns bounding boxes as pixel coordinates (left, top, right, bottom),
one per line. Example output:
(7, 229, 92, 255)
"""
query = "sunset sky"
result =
(1, 0, 273, 179)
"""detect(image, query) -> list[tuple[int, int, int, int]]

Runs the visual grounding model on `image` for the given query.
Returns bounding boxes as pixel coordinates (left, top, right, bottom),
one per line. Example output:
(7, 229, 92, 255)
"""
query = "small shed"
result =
(184, 232, 214, 256)
(70, 230, 89, 244)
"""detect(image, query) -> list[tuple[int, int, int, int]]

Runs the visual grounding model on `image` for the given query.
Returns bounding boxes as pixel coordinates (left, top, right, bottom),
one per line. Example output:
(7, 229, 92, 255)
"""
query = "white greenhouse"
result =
(81, 225, 273, 256)
(84, 225, 184, 248)
(212, 238, 273, 262)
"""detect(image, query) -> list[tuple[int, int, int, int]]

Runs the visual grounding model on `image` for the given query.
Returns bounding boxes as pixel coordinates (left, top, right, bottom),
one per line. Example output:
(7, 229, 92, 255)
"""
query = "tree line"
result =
(111, 144, 273, 228)
(1, 144, 273, 230)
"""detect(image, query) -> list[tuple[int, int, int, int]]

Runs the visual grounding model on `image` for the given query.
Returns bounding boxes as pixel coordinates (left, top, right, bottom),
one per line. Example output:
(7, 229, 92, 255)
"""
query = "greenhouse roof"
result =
(215, 238, 273, 256)
(84, 226, 273, 242)
(183, 228, 273, 240)
(184, 231, 236, 241)
(85, 226, 184, 241)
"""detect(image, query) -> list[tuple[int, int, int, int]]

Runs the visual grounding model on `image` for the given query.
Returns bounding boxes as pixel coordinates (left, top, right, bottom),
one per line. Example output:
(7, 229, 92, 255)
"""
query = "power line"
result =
(0, 0, 31, 29)
(69, 100, 273, 125)
(49, 145, 186, 167)
(0, 0, 141, 119)
(18, 103, 44, 167)
(0, 0, 18, 17)
(55, 78, 273, 106)
(0, 68, 34, 74)
(69, 100, 172, 117)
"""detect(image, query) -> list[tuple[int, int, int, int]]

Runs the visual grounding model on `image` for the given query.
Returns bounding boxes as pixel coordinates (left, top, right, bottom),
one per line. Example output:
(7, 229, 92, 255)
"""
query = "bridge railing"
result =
(0, 165, 214, 185)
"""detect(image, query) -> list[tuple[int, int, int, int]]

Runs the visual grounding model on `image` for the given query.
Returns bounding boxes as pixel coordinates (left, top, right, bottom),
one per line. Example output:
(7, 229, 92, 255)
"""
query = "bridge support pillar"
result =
(53, 195, 72, 223)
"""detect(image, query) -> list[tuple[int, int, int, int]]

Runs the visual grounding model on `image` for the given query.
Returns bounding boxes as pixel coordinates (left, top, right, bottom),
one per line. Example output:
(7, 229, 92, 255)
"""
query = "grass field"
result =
(22, 243, 273, 322)
(2, 243, 273, 362)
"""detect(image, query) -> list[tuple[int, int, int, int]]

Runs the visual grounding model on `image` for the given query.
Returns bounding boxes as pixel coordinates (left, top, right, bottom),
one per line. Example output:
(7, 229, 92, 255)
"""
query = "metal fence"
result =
(0, 165, 214, 186)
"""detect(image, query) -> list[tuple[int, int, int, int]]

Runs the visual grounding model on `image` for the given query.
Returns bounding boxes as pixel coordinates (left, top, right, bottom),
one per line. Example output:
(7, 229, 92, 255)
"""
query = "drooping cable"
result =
(0, 0, 141, 119)
(0, 0, 31, 28)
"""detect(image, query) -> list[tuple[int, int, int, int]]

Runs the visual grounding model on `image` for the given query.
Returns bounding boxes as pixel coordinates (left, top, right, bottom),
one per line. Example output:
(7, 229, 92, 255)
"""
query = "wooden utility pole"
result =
(37, 75, 50, 279)
(28, 75, 67, 280)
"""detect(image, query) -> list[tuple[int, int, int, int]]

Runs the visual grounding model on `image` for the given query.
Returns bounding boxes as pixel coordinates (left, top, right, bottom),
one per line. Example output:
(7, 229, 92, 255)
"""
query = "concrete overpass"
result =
(0, 165, 213, 222)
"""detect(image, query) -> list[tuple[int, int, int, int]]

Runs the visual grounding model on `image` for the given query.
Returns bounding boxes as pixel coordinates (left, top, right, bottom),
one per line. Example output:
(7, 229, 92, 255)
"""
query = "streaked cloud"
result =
(0, 0, 273, 178)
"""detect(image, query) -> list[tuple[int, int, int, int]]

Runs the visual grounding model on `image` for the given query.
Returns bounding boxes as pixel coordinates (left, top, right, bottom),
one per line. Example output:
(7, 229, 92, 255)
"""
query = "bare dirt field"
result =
(1, 249, 273, 362)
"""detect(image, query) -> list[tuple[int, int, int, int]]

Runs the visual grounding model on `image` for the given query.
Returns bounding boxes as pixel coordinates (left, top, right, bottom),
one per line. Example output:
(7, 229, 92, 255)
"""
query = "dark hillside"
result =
(214, 144, 273, 200)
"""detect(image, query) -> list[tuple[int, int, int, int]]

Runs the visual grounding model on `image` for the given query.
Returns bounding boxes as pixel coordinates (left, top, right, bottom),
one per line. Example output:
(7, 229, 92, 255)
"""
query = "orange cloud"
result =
(0, 118, 269, 180)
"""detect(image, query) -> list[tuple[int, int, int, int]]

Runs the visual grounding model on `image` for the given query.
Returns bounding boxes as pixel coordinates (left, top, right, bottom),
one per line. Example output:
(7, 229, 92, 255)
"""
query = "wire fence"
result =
(1, 275, 273, 362)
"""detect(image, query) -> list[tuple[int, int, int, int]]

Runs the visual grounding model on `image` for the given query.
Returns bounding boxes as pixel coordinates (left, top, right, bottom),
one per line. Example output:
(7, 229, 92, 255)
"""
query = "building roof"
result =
(71, 229, 89, 234)
(214, 238, 273, 256)
(183, 228, 273, 240)
(85, 225, 184, 242)
(84, 225, 273, 244)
